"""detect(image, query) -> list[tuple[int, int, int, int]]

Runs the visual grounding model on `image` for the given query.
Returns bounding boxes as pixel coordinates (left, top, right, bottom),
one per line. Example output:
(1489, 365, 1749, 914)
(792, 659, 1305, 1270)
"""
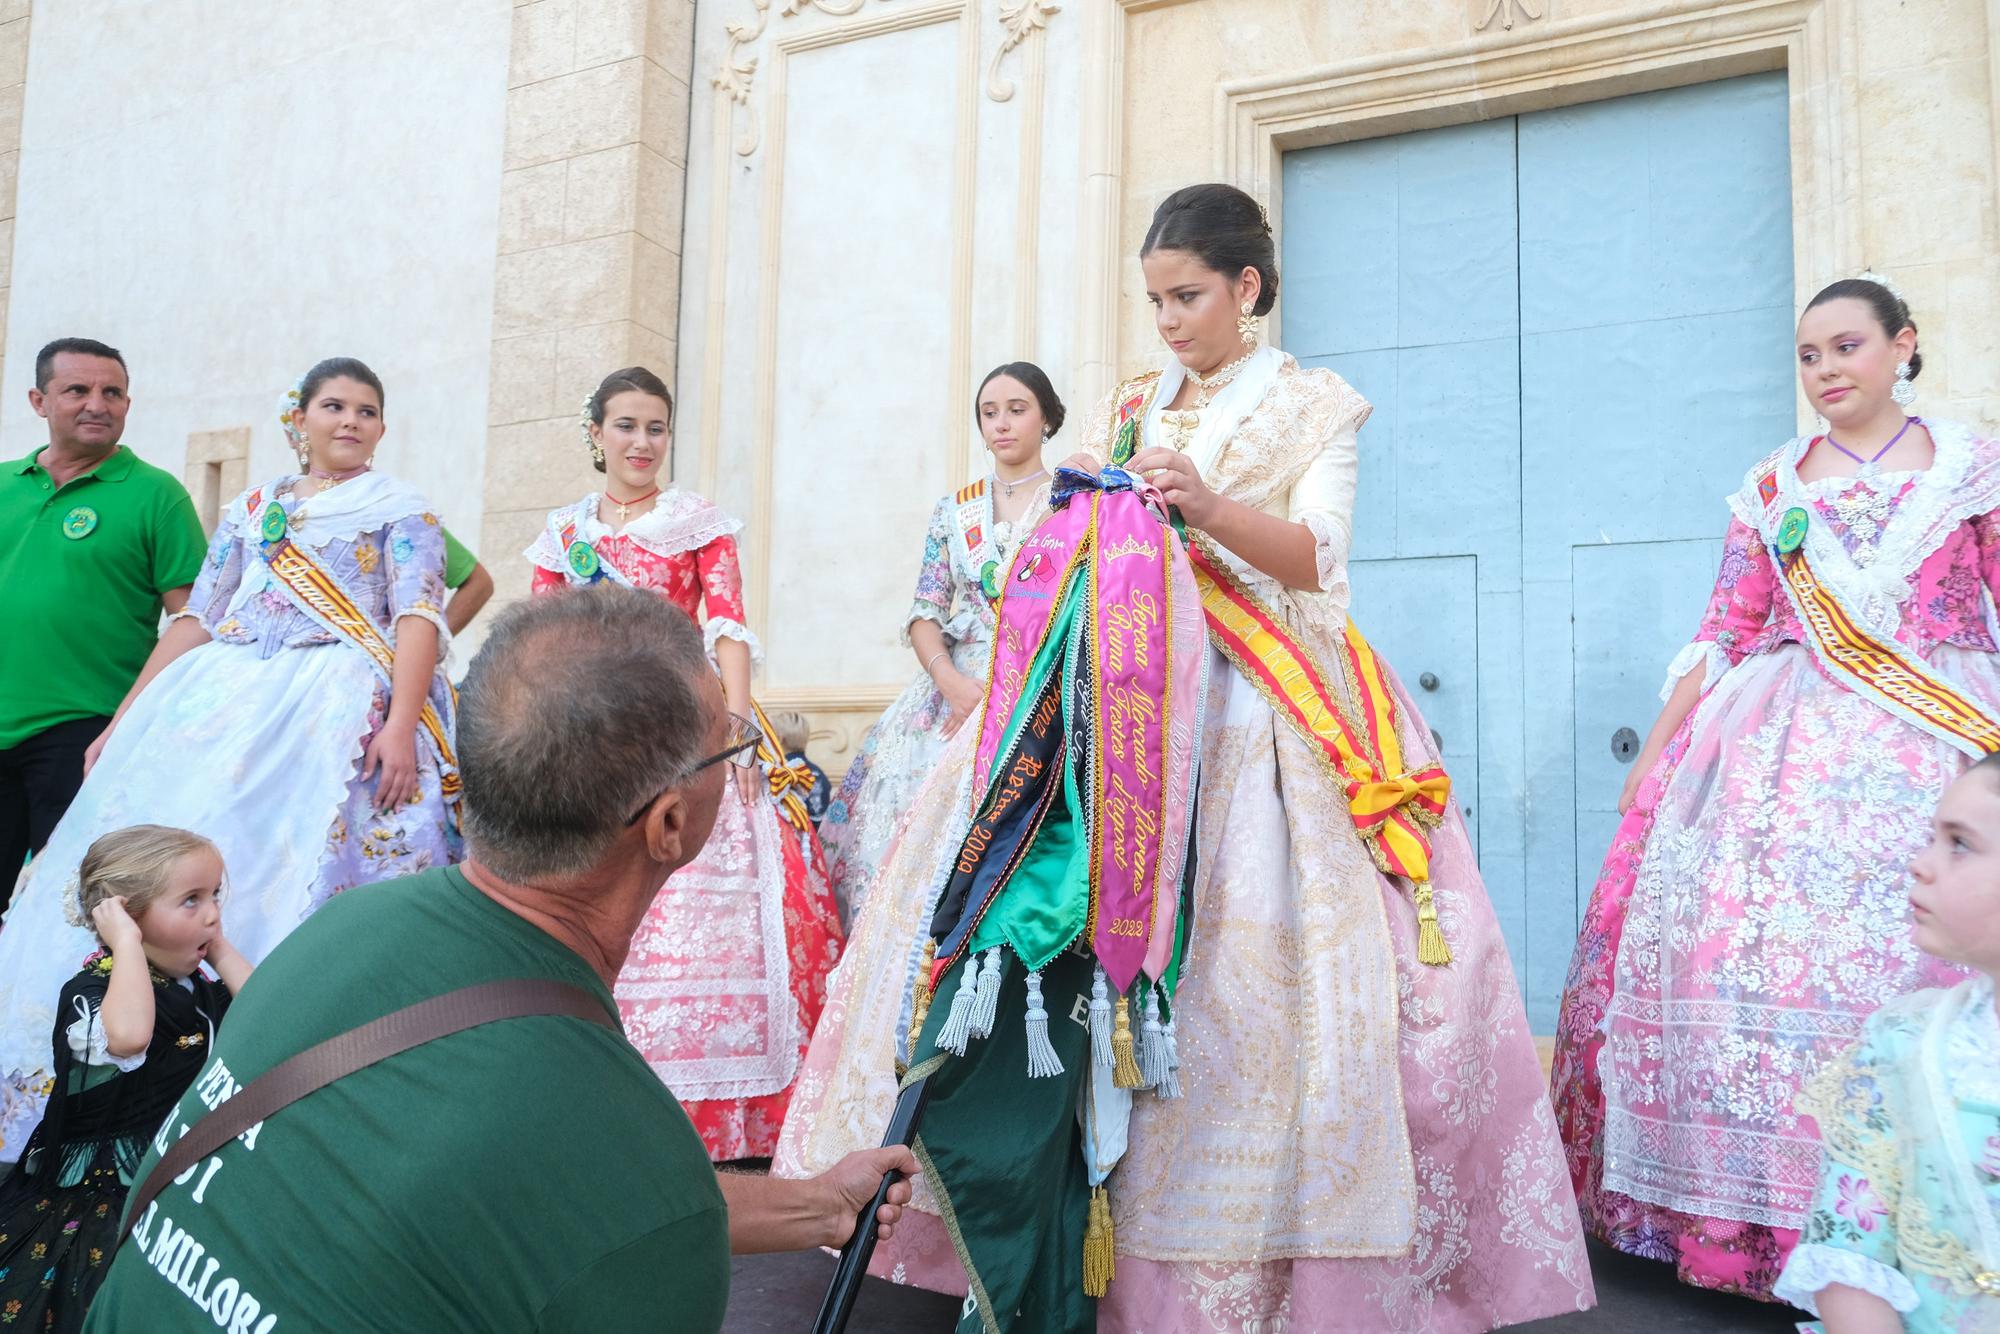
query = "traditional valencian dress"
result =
(1772, 976, 2000, 1332)
(779, 347, 1592, 1332)
(1552, 423, 1996, 1298)
(0, 470, 460, 1161)
(819, 478, 1034, 922)
(0, 954, 231, 1333)
(527, 489, 843, 1161)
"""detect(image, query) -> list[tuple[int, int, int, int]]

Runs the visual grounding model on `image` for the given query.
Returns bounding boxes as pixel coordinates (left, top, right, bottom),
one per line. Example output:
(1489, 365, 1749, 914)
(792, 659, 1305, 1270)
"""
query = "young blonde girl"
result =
(1774, 756, 2000, 1331)
(0, 826, 249, 1333)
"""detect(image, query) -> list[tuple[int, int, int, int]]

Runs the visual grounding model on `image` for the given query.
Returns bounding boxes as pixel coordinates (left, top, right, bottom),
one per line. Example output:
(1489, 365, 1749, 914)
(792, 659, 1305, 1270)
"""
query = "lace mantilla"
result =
(525, 488, 744, 574)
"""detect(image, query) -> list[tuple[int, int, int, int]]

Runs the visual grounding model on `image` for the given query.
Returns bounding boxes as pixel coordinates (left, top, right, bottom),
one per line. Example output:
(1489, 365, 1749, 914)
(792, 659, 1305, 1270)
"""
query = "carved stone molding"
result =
(1474, 0, 1545, 33)
(986, 0, 1060, 102)
(716, 0, 879, 156)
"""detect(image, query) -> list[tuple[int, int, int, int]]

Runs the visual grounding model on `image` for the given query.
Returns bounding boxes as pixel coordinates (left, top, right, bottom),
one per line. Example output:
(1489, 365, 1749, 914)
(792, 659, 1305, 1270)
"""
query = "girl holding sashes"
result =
(1552, 276, 1993, 1299)
(777, 184, 1589, 1331)
(0, 356, 461, 1159)
(524, 365, 842, 1162)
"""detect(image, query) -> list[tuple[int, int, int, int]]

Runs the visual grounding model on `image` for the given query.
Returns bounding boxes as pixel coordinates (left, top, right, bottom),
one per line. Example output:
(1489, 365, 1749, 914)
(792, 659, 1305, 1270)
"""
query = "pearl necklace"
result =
(1184, 347, 1258, 409)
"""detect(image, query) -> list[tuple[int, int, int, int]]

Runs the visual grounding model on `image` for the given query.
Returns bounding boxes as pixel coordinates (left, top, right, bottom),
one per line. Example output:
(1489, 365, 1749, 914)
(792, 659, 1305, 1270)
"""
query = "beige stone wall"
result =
(1098, 0, 2000, 429)
(479, 0, 696, 636)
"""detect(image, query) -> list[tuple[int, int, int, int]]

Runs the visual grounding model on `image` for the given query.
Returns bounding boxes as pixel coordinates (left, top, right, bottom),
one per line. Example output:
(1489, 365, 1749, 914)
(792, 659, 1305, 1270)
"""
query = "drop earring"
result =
(1237, 301, 1259, 348)
(1892, 360, 1917, 408)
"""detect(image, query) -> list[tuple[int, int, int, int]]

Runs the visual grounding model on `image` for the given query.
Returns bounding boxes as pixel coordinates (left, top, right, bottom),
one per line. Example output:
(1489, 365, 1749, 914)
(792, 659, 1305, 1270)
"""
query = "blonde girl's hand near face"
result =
(90, 895, 144, 957)
(205, 927, 255, 994)
(89, 896, 156, 1058)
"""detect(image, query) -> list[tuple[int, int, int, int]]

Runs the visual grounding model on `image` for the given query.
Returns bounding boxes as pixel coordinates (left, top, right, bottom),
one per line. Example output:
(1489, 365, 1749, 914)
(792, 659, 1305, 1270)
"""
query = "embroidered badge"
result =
(61, 506, 98, 540)
(260, 502, 287, 543)
(980, 559, 1001, 603)
(1757, 471, 1780, 507)
(566, 539, 601, 580)
(1775, 506, 1809, 556)
(1015, 552, 1052, 585)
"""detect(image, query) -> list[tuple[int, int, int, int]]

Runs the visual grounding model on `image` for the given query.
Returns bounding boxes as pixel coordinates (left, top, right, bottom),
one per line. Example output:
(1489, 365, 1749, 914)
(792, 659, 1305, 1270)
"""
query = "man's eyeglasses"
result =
(625, 712, 763, 826)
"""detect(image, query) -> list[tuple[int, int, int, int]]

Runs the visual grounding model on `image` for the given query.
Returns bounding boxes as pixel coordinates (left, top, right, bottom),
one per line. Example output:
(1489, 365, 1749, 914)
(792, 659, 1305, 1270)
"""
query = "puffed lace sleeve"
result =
(173, 500, 250, 632)
(697, 535, 764, 667)
(65, 990, 146, 1074)
(902, 497, 956, 646)
(385, 511, 452, 645)
(1286, 377, 1369, 603)
(1659, 516, 1776, 701)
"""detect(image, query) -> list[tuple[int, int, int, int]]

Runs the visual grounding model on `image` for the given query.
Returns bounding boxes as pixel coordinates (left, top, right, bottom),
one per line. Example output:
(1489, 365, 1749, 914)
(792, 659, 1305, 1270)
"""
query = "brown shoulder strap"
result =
(121, 977, 616, 1243)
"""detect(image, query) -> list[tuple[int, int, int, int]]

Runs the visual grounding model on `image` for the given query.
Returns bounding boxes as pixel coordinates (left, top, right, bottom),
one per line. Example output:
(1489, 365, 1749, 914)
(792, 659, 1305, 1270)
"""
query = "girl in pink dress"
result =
(525, 365, 843, 1161)
(1552, 278, 1992, 1298)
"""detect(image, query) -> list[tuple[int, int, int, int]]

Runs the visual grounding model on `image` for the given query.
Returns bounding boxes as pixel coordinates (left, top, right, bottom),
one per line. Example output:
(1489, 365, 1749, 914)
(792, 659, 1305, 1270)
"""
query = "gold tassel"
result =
(908, 939, 939, 1060)
(1111, 996, 1142, 1088)
(1413, 882, 1452, 967)
(1082, 1185, 1116, 1297)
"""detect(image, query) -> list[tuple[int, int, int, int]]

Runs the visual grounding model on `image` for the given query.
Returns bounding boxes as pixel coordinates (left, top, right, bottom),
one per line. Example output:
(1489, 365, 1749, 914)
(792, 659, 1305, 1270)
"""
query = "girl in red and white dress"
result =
(525, 365, 843, 1161)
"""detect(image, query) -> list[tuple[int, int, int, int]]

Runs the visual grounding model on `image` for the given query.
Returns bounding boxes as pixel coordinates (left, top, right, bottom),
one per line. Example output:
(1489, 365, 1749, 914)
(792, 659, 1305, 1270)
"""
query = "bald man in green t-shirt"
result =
(88, 588, 917, 1333)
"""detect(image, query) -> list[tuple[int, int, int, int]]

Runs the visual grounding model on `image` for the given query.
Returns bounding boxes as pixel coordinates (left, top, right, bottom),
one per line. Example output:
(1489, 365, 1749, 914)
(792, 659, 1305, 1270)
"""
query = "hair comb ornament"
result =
(578, 394, 604, 466)
(1857, 268, 1906, 305)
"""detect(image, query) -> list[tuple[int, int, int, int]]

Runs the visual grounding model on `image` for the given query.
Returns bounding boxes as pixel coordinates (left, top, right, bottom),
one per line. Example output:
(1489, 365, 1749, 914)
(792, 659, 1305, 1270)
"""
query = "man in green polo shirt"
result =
(0, 337, 206, 898)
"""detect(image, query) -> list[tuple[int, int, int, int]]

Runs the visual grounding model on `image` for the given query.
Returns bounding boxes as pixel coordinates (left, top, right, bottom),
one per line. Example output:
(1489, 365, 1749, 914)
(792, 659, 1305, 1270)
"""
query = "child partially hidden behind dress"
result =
(1775, 753, 2000, 1332)
(0, 826, 250, 1333)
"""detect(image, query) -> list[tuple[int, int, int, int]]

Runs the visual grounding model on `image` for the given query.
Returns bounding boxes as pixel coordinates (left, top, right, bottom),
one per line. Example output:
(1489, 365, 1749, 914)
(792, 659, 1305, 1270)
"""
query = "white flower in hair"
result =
(1857, 268, 1906, 305)
(61, 874, 89, 929)
(578, 394, 597, 451)
(278, 377, 306, 446)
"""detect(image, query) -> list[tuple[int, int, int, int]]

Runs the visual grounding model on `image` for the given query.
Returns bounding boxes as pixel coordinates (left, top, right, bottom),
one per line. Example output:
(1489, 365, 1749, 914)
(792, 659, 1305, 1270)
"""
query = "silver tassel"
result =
(1024, 970, 1064, 1077)
(1089, 964, 1113, 1068)
(935, 954, 981, 1055)
(971, 947, 1002, 1039)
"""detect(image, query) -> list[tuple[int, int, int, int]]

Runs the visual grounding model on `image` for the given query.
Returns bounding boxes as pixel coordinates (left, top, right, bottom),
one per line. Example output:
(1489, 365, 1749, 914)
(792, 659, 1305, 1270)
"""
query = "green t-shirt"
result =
(442, 527, 477, 589)
(85, 867, 730, 1334)
(0, 445, 207, 749)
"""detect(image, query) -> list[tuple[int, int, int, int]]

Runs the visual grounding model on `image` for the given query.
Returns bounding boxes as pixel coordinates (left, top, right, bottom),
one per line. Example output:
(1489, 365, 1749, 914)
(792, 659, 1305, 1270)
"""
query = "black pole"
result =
(810, 1075, 933, 1334)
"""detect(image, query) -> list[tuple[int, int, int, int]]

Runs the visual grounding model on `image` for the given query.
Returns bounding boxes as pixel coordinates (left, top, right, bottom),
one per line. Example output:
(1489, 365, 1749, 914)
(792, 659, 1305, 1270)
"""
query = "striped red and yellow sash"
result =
(1186, 538, 1453, 964)
(750, 701, 816, 834)
(257, 517, 462, 805)
(1780, 544, 2000, 756)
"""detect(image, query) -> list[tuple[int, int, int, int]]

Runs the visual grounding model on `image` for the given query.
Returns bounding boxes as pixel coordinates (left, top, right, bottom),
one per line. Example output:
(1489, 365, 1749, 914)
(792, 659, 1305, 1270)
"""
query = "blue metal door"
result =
(1281, 73, 1794, 1027)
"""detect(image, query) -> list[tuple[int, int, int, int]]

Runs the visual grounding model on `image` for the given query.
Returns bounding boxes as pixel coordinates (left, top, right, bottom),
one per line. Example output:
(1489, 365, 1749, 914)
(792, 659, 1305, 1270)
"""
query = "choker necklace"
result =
(1185, 347, 1257, 410)
(995, 468, 1047, 498)
(606, 486, 660, 522)
(1825, 416, 1919, 479)
(306, 464, 370, 490)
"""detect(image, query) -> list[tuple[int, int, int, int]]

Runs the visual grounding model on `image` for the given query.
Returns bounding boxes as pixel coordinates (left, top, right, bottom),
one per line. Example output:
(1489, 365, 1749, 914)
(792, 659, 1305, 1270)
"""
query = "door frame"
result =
(1214, 0, 1859, 430)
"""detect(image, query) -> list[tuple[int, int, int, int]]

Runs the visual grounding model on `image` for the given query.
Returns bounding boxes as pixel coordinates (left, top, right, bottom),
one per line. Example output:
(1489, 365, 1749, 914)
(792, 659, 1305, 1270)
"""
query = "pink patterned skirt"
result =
(1551, 641, 1979, 1297)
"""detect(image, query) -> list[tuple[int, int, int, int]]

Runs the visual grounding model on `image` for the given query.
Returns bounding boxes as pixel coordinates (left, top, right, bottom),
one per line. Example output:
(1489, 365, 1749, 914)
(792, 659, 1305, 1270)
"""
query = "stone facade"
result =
(481, 0, 697, 629)
(2, 0, 1996, 766)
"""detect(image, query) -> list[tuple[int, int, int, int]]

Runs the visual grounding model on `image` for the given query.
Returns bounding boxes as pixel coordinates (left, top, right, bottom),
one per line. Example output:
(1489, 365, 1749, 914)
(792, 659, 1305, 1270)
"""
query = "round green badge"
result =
(60, 505, 98, 540)
(566, 539, 600, 580)
(1775, 506, 1810, 556)
(260, 502, 288, 543)
(980, 560, 1001, 603)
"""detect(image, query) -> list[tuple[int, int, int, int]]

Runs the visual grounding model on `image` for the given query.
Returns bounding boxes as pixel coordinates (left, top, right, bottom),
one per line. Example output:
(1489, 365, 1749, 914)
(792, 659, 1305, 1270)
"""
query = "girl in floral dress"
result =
(0, 357, 459, 1161)
(818, 363, 1064, 922)
(526, 365, 842, 1161)
(1552, 277, 1994, 1298)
